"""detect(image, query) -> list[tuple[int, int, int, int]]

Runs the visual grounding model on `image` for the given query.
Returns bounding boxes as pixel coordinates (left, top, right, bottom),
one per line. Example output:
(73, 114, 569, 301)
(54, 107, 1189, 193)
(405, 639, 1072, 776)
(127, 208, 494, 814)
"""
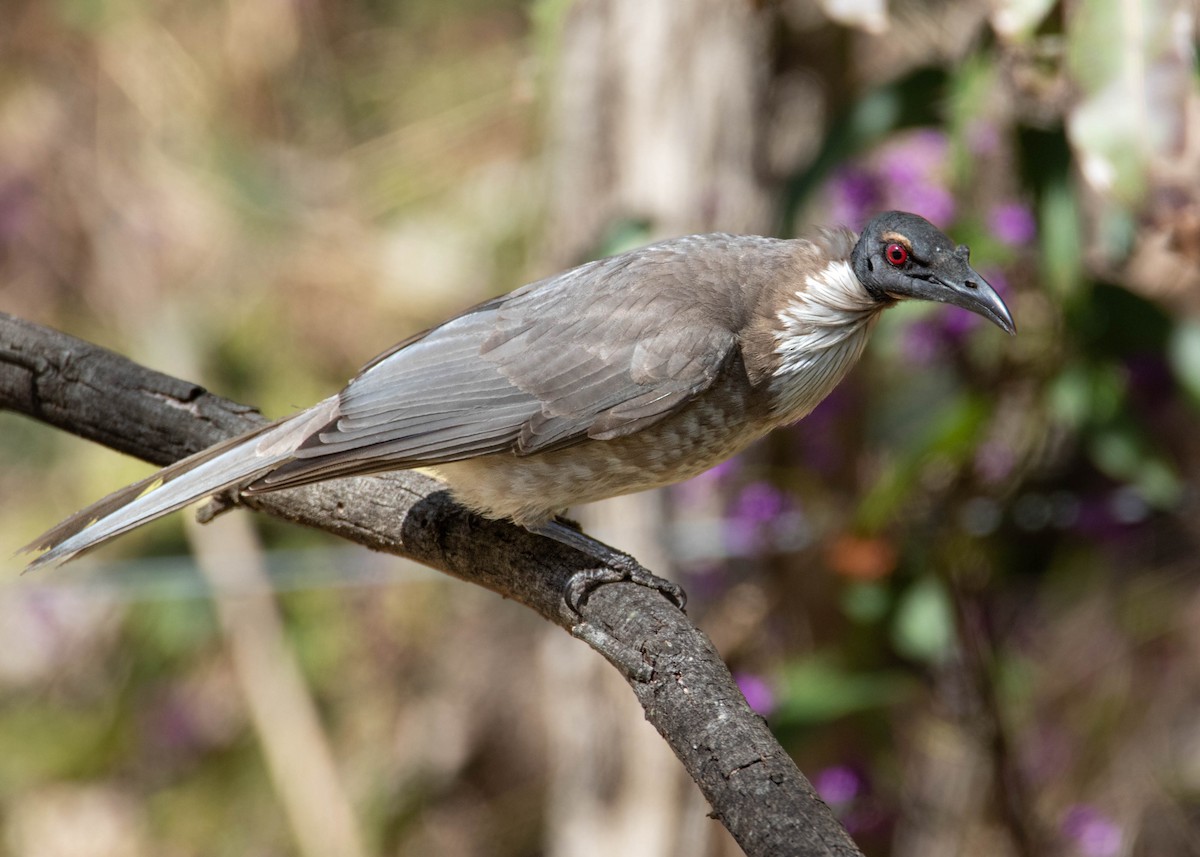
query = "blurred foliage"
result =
(4, 0, 1200, 855)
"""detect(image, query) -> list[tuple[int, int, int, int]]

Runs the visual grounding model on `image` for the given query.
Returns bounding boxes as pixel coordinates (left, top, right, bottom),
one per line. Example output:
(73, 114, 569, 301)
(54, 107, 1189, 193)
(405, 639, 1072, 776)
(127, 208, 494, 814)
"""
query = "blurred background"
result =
(2, 0, 1199, 855)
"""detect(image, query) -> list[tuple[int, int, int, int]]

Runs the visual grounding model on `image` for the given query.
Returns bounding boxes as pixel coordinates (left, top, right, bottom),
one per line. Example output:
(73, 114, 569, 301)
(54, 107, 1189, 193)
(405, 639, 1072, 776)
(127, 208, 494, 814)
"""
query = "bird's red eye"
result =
(885, 243, 908, 266)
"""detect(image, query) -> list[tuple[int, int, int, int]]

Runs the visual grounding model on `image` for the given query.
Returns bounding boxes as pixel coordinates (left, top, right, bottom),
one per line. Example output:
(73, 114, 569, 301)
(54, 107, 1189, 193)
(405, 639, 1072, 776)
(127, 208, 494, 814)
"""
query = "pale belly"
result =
(432, 394, 770, 527)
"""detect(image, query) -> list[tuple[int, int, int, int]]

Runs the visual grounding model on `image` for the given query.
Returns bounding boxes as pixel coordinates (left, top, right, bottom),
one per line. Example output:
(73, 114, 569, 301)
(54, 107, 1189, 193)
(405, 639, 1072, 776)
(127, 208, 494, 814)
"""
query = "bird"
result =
(23, 210, 1014, 608)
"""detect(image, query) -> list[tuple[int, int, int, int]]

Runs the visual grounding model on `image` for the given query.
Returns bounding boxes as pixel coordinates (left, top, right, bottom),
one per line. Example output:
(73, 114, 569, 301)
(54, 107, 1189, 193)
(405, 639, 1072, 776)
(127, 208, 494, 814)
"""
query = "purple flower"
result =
(899, 307, 978, 364)
(941, 302, 984, 338)
(989, 202, 1038, 247)
(701, 457, 741, 483)
(814, 765, 863, 806)
(672, 455, 741, 508)
(732, 482, 789, 524)
(825, 128, 957, 231)
(792, 388, 854, 476)
(829, 167, 880, 231)
(723, 481, 797, 555)
(900, 317, 947, 365)
(877, 129, 949, 187)
(876, 130, 955, 227)
(734, 672, 777, 716)
(903, 184, 957, 229)
(1061, 805, 1123, 857)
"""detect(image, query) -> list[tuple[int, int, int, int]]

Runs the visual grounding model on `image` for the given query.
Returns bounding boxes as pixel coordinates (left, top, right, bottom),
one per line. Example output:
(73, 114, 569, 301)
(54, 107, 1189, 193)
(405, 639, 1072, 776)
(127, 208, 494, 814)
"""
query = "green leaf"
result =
(1168, 321, 1200, 406)
(856, 396, 988, 531)
(1040, 180, 1084, 298)
(891, 576, 955, 663)
(0, 701, 126, 785)
(774, 657, 912, 726)
(842, 582, 891, 623)
(1089, 428, 1182, 508)
(1046, 362, 1124, 428)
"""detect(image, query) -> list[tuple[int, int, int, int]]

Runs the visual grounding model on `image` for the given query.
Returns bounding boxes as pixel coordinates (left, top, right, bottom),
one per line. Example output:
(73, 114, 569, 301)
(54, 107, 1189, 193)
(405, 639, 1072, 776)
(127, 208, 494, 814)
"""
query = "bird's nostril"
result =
(965, 279, 978, 290)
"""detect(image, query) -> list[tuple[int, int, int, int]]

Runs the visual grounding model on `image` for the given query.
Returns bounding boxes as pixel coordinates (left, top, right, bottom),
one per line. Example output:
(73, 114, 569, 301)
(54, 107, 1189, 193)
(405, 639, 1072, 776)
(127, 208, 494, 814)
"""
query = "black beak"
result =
(889, 249, 1016, 335)
(930, 265, 1016, 335)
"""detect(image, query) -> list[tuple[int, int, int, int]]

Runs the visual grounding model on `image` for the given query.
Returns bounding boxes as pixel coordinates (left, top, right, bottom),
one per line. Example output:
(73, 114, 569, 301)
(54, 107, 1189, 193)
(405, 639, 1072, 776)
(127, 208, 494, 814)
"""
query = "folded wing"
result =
(254, 243, 742, 490)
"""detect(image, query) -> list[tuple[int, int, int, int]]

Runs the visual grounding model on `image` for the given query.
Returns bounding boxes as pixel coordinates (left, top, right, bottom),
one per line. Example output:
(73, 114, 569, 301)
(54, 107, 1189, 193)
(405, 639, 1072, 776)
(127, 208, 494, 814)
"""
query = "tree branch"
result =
(0, 311, 863, 857)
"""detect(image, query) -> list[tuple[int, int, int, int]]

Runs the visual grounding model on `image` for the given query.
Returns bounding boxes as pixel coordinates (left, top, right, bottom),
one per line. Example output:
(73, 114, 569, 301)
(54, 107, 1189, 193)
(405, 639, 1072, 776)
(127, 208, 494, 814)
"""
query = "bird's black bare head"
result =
(851, 210, 1016, 334)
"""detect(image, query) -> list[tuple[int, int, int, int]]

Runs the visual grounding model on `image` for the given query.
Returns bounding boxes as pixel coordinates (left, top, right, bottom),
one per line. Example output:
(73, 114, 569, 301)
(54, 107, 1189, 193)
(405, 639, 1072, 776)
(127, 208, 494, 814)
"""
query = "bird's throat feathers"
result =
(768, 259, 884, 419)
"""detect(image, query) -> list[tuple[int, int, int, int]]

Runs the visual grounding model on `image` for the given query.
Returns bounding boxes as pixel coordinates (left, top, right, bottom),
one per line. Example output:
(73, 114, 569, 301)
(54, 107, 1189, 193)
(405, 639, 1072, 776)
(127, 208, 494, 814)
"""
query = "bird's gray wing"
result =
(481, 255, 740, 453)
(252, 244, 742, 491)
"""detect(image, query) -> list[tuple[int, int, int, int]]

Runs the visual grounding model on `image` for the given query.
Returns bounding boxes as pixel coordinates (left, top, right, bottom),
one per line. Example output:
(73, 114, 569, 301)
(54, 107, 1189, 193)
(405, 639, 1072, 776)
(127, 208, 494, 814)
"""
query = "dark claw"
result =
(563, 554, 687, 615)
(527, 518, 687, 617)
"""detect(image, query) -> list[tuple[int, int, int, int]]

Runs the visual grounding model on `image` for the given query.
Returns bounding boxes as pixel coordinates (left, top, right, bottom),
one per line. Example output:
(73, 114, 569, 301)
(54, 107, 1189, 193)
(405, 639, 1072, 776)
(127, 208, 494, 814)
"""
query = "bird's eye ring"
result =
(885, 243, 908, 266)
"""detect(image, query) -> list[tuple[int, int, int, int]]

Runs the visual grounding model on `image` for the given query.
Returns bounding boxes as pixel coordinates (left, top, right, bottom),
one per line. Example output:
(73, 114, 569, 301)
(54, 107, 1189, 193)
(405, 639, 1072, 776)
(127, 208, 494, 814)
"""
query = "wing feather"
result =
(254, 234, 770, 489)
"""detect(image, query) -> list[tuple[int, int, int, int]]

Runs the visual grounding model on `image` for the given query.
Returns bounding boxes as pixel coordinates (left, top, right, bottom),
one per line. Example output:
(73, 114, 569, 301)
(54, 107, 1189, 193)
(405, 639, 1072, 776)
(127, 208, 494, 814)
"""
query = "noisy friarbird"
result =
(24, 211, 1014, 608)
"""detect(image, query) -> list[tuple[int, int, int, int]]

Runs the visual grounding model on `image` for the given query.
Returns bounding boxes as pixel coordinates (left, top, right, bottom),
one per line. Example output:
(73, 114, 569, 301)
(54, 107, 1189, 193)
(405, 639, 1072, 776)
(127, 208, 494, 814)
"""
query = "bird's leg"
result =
(195, 489, 242, 525)
(527, 518, 687, 615)
(551, 513, 584, 532)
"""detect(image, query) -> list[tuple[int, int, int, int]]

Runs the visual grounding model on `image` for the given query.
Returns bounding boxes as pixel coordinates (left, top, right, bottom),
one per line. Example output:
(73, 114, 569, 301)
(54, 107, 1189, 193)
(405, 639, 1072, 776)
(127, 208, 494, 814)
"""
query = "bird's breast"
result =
(767, 310, 879, 422)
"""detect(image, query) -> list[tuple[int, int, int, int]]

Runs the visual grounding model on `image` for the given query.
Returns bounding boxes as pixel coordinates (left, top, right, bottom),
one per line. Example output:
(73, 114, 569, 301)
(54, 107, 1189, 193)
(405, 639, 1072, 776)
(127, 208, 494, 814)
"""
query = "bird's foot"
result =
(527, 519, 687, 617)
(562, 557, 687, 615)
(195, 489, 242, 525)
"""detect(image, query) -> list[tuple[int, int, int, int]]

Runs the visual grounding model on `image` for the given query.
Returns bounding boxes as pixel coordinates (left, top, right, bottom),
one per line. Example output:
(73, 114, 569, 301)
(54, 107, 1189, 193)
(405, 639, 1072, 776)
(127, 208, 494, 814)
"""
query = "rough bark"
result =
(0, 311, 864, 857)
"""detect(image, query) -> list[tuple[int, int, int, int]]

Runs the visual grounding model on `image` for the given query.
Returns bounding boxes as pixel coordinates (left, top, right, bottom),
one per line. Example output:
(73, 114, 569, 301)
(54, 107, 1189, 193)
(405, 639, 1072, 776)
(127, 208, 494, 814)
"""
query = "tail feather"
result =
(22, 398, 339, 570)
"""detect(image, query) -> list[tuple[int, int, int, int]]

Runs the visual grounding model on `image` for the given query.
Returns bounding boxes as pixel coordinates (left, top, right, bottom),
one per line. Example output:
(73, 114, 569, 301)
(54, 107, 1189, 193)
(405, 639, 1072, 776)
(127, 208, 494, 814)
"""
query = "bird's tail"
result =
(21, 397, 340, 570)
